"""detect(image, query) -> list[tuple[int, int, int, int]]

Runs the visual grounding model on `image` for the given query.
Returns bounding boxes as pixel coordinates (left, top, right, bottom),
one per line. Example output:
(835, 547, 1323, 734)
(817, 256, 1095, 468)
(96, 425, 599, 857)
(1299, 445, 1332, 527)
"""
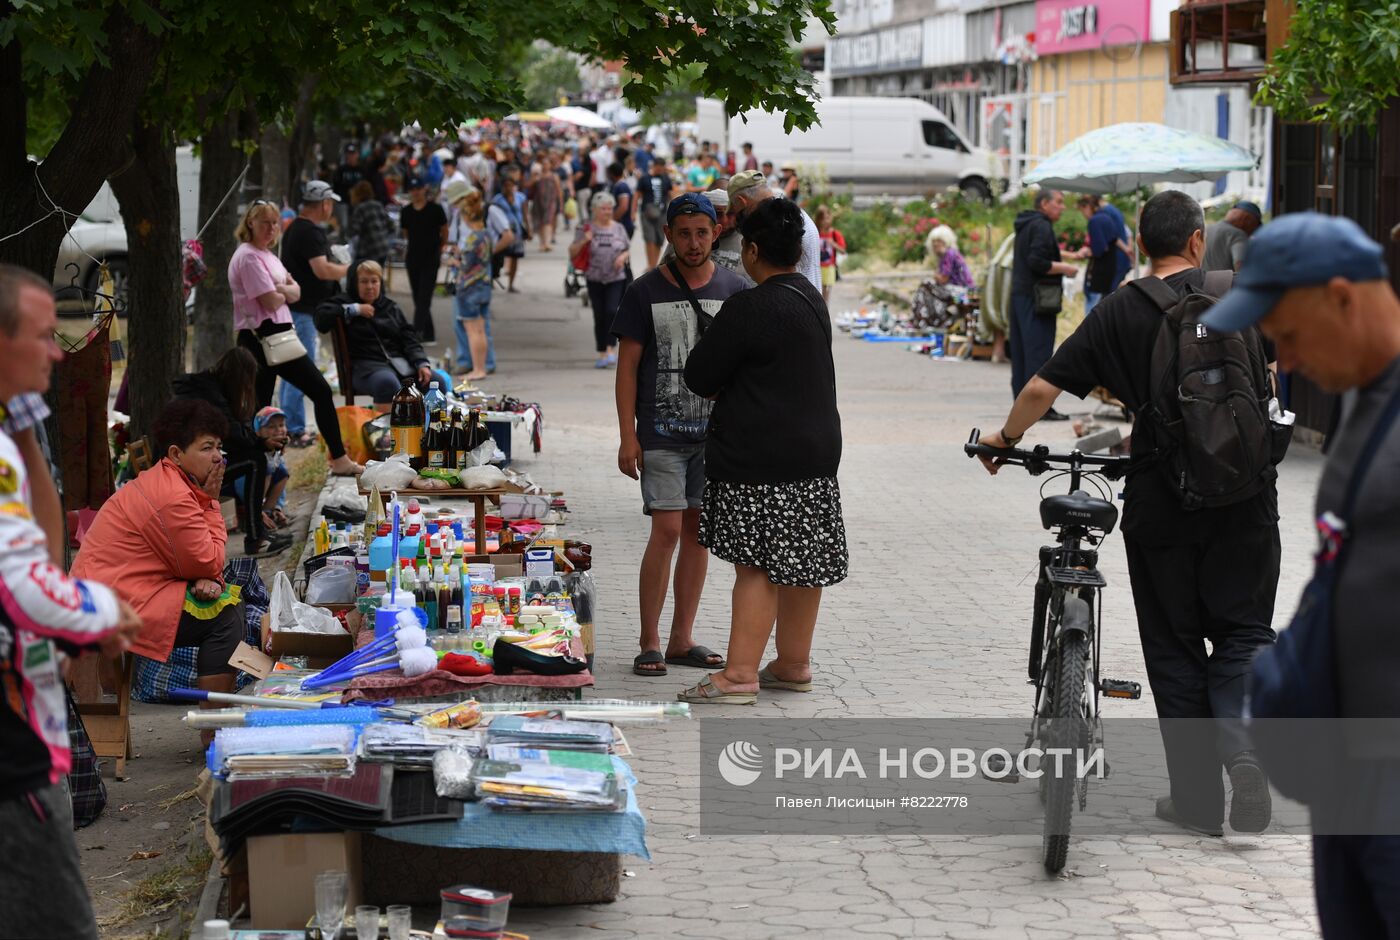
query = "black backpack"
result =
(1131, 270, 1275, 510)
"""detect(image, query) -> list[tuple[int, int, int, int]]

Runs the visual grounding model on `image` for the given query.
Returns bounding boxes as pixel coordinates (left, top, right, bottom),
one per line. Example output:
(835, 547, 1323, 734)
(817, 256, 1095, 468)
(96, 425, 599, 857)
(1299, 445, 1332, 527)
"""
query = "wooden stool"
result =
(74, 654, 134, 779)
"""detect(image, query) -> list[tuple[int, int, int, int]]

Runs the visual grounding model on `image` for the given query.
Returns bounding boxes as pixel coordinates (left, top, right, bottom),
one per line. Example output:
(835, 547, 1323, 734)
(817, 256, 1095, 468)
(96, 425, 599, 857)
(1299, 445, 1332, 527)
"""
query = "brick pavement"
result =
(406, 241, 1325, 939)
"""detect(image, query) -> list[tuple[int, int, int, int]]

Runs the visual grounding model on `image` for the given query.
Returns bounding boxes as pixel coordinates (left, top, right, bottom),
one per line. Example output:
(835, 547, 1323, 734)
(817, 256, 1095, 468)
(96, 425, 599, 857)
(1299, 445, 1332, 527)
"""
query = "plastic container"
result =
(440, 885, 511, 939)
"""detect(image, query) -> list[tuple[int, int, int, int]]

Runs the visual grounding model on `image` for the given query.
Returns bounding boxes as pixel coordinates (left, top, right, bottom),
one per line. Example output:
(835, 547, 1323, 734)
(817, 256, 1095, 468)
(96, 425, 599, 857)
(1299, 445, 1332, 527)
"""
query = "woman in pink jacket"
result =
(72, 400, 242, 733)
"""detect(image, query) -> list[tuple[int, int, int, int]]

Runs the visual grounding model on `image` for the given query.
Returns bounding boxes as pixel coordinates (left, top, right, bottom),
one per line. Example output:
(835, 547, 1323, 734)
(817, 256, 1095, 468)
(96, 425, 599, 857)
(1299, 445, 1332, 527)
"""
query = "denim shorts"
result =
(640, 445, 705, 514)
(454, 281, 491, 320)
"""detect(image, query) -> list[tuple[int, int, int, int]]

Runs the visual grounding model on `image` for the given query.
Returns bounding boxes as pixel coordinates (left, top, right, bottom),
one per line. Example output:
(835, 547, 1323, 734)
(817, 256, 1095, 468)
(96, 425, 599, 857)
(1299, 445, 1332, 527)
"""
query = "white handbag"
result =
(258, 328, 307, 366)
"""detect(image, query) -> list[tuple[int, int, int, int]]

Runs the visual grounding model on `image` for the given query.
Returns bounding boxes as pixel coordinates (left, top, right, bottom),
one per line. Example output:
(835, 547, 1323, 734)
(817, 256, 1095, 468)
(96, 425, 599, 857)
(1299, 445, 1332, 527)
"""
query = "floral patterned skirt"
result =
(698, 476, 849, 587)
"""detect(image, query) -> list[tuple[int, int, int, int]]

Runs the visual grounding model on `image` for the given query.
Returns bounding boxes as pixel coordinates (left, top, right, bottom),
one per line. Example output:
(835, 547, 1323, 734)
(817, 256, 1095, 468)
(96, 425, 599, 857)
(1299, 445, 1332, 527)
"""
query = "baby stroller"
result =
(564, 258, 589, 305)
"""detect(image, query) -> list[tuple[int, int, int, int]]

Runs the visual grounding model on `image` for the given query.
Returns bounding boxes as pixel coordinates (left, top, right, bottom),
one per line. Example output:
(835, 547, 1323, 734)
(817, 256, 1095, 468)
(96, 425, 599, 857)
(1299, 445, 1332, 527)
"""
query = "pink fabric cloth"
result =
(228, 242, 292, 331)
(344, 637, 592, 700)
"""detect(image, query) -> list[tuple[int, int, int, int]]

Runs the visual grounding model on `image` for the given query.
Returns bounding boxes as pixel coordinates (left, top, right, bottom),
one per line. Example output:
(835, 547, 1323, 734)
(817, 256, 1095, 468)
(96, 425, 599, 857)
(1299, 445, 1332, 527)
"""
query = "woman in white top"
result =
(227, 201, 361, 475)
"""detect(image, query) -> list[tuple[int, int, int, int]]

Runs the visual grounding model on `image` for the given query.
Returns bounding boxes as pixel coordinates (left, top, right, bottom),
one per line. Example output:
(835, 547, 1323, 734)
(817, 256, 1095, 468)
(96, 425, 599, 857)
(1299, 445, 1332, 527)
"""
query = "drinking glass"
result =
(355, 905, 381, 938)
(386, 904, 412, 940)
(314, 870, 348, 939)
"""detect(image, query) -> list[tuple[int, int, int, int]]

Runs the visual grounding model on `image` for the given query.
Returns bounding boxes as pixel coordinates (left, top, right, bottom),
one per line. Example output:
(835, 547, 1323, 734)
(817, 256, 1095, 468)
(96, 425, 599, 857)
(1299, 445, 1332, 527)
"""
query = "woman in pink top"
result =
(227, 201, 360, 475)
(71, 400, 243, 742)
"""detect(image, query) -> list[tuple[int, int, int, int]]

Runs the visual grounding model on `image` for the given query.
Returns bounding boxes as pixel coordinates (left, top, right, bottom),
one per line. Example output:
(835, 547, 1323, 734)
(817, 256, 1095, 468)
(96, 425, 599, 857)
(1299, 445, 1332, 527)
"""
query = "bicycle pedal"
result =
(980, 752, 1021, 784)
(1100, 678, 1141, 700)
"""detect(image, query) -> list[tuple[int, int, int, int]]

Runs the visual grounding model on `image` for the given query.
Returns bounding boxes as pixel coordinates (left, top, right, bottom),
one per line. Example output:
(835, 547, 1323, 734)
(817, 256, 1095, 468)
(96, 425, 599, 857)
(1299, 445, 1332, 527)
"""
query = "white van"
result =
(726, 97, 995, 200)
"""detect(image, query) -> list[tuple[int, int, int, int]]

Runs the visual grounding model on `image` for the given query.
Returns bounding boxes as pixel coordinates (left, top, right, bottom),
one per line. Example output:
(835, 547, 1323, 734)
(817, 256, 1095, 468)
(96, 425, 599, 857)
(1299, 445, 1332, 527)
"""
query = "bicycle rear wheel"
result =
(1042, 630, 1089, 874)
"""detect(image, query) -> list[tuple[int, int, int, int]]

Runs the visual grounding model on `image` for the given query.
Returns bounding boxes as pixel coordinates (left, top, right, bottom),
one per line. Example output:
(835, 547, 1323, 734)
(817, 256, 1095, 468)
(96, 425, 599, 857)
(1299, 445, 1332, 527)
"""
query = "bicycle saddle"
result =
(1039, 490, 1119, 533)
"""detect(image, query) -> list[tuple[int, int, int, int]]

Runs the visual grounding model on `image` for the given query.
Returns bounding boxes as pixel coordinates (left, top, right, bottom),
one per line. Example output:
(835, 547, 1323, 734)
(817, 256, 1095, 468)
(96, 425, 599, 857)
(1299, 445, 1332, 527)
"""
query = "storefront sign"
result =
(829, 22, 924, 75)
(1032, 0, 1148, 55)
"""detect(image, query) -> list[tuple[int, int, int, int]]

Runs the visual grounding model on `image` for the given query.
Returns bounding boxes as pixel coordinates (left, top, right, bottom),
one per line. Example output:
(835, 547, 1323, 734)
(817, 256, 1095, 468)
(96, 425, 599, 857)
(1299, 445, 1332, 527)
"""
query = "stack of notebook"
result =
(359, 724, 485, 767)
(484, 715, 615, 753)
(470, 757, 624, 812)
(212, 725, 358, 779)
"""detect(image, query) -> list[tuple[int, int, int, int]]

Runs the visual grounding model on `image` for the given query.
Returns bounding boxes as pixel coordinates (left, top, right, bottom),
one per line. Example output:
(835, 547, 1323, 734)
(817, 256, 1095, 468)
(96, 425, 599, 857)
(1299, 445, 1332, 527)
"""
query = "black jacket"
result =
(170, 372, 261, 460)
(1011, 209, 1060, 295)
(313, 260, 428, 371)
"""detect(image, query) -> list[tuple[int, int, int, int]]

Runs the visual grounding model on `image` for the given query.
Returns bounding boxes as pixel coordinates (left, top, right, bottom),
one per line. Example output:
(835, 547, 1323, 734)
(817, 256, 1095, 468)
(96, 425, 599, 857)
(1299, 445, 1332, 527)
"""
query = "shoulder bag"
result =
(247, 251, 307, 366)
(1246, 378, 1400, 804)
(667, 260, 714, 337)
(365, 306, 415, 382)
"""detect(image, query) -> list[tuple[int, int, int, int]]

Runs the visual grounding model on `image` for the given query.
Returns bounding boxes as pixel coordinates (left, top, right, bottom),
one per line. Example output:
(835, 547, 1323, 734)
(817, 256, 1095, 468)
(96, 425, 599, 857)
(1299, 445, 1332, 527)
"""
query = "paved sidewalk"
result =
(402, 244, 1325, 939)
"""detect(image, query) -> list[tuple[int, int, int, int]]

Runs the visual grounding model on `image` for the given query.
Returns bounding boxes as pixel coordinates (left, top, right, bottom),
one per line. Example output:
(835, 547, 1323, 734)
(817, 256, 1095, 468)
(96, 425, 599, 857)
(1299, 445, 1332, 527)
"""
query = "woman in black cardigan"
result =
(679, 197, 848, 705)
(314, 259, 433, 408)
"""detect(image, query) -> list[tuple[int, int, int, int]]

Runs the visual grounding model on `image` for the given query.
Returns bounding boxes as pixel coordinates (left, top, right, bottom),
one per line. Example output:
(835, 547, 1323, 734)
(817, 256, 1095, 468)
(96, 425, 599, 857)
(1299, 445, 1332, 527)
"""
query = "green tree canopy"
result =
(1255, 0, 1400, 133)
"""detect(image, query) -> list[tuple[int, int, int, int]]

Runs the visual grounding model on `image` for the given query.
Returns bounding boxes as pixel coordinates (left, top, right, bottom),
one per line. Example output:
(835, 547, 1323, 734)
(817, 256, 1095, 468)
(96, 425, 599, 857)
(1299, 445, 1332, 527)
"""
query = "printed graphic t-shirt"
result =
(610, 265, 749, 449)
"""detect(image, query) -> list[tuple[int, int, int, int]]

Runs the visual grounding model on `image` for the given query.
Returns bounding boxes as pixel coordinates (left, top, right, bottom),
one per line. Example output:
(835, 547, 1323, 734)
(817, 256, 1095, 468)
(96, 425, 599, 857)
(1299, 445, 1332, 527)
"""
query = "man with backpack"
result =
(1201, 213, 1400, 937)
(976, 190, 1283, 837)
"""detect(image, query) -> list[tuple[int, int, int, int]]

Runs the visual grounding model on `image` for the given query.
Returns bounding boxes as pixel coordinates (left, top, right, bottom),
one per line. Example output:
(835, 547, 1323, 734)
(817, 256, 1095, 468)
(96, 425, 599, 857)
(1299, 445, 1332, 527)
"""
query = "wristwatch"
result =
(1000, 428, 1022, 446)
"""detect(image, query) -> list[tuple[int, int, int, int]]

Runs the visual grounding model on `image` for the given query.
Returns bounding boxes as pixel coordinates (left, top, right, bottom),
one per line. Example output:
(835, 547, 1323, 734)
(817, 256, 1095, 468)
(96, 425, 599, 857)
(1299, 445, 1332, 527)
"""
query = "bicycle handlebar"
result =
(964, 429, 1132, 481)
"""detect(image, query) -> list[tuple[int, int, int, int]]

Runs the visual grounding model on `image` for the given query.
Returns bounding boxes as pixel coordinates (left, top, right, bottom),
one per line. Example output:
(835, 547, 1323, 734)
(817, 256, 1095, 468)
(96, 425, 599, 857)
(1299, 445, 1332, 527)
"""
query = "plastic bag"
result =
(458, 437, 497, 470)
(433, 747, 477, 799)
(564, 571, 595, 626)
(305, 565, 356, 605)
(336, 406, 379, 464)
(268, 571, 346, 635)
(458, 465, 507, 489)
(361, 453, 419, 491)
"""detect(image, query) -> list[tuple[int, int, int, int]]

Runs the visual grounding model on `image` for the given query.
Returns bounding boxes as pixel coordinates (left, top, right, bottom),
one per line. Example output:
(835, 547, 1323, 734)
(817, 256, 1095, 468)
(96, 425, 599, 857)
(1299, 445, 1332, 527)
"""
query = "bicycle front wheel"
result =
(1042, 630, 1089, 874)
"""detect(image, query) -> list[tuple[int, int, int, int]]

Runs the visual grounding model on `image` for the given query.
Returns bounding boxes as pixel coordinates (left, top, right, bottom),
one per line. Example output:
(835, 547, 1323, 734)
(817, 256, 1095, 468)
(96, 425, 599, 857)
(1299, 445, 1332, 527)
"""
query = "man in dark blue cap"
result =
(611, 192, 747, 681)
(977, 189, 1282, 838)
(399, 173, 449, 340)
(1203, 211, 1400, 938)
(1203, 200, 1262, 273)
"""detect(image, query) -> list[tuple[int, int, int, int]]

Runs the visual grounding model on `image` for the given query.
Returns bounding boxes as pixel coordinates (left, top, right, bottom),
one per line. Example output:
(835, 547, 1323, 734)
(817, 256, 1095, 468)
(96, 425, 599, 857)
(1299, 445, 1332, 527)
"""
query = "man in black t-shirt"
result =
(280, 181, 350, 442)
(612, 193, 747, 679)
(638, 158, 674, 270)
(976, 190, 1281, 837)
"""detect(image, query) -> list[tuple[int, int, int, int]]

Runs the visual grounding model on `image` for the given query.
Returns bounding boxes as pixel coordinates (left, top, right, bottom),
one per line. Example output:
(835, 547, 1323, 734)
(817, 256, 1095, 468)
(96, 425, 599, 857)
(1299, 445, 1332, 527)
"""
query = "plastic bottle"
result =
(423, 381, 446, 426)
(203, 921, 231, 940)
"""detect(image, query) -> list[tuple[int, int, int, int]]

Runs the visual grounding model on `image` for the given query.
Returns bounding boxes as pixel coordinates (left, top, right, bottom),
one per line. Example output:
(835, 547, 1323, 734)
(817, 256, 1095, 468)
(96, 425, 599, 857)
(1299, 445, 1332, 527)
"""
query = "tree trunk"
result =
(110, 118, 185, 439)
(191, 107, 249, 371)
(286, 75, 322, 199)
(260, 123, 292, 208)
(0, 6, 161, 279)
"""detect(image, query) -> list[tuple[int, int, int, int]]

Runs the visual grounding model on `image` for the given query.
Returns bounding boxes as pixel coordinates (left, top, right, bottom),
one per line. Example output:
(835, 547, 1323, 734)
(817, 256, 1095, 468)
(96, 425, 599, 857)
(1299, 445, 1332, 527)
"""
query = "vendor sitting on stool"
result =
(72, 399, 243, 743)
(315, 259, 433, 409)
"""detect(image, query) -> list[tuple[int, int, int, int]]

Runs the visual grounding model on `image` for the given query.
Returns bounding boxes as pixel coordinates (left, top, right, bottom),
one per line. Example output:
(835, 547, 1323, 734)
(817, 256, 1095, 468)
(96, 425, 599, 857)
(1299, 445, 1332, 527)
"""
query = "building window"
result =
(1170, 0, 1267, 85)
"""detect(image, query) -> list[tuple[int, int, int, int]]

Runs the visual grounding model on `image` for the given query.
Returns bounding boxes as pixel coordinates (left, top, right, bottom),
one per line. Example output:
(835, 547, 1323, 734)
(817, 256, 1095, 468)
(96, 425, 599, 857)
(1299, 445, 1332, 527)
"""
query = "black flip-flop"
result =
(665, 645, 726, 669)
(633, 650, 667, 676)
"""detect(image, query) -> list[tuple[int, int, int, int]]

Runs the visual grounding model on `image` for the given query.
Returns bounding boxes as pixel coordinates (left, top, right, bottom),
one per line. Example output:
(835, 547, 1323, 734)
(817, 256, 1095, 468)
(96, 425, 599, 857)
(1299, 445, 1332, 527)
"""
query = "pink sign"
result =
(1033, 0, 1150, 55)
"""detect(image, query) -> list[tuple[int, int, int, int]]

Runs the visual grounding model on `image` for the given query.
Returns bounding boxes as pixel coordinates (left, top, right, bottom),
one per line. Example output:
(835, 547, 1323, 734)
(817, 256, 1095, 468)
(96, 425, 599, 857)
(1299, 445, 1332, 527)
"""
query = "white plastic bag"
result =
(458, 465, 507, 490)
(305, 565, 356, 605)
(361, 453, 419, 491)
(269, 571, 346, 634)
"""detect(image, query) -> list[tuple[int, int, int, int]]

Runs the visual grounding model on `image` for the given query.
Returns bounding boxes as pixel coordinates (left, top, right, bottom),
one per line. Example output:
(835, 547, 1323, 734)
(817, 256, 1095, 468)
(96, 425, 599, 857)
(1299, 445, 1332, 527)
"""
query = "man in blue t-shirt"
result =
(1078, 195, 1133, 313)
(611, 193, 746, 679)
(607, 162, 635, 240)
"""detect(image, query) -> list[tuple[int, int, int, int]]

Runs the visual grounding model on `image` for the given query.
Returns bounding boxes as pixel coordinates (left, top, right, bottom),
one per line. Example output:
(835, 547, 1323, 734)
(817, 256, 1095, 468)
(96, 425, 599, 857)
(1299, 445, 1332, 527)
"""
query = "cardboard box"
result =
(259, 612, 356, 668)
(247, 832, 363, 929)
(458, 553, 523, 580)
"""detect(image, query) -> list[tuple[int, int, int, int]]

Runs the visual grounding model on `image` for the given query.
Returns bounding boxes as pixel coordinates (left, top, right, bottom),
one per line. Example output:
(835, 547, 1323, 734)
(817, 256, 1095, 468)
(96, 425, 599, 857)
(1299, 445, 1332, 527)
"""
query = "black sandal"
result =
(632, 650, 667, 676)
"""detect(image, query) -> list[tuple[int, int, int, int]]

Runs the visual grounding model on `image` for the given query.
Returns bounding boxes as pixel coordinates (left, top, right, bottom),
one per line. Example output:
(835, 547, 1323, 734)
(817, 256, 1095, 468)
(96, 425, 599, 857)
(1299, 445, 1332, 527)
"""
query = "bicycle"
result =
(965, 429, 1142, 873)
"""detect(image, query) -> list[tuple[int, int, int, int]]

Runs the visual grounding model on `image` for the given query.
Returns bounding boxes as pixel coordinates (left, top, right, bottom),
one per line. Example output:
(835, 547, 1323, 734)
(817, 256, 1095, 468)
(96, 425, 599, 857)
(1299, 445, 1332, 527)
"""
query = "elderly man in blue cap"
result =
(1204, 211, 1400, 939)
(1203, 200, 1262, 272)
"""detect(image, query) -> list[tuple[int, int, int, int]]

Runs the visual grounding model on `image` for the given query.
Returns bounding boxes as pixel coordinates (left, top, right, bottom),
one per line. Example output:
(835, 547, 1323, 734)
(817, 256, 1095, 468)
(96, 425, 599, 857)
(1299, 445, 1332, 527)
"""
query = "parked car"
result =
(51, 145, 202, 315)
(53, 185, 129, 315)
(725, 96, 997, 200)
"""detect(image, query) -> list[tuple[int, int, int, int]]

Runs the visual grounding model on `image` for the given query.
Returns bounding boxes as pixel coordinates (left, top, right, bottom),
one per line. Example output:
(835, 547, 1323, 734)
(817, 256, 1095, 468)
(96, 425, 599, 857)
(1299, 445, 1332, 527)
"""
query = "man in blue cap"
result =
(1203, 211, 1400, 938)
(1203, 200, 1262, 273)
(977, 189, 1282, 838)
(611, 192, 747, 680)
